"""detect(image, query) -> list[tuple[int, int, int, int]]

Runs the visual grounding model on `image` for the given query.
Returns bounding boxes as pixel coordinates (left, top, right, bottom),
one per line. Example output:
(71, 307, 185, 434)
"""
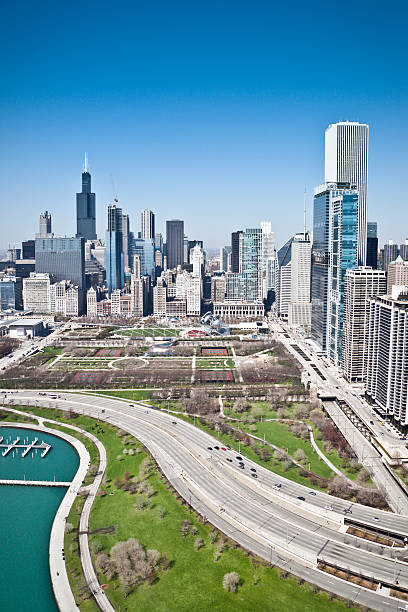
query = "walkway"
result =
(0, 479, 70, 486)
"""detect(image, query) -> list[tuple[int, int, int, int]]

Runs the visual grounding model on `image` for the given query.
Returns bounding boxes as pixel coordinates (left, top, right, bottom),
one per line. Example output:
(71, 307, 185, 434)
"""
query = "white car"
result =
(324, 504, 333, 511)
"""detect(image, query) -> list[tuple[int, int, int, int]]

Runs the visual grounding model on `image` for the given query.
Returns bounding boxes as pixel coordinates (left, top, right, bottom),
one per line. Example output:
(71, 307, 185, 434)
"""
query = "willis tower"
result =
(76, 153, 97, 240)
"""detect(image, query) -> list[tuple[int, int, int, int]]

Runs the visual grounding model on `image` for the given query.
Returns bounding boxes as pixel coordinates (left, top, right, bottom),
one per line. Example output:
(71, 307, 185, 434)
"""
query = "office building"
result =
(76, 154, 97, 240)
(311, 182, 358, 356)
(366, 287, 408, 426)
(153, 277, 167, 317)
(7, 248, 21, 262)
(219, 246, 231, 272)
(288, 232, 311, 329)
(23, 273, 51, 313)
(50, 280, 80, 316)
(342, 267, 386, 382)
(211, 275, 226, 303)
(106, 204, 124, 294)
(231, 230, 242, 273)
(187, 240, 203, 263)
(141, 210, 155, 240)
(191, 243, 204, 277)
(186, 275, 201, 316)
(387, 256, 408, 294)
(261, 222, 276, 301)
(366, 222, 378, 269)
(383, 240, 399, 272)
(121, 214, 130, 273)
(400, 240, 408, 262)
(38, 211, 52, 238)
(0, 276, 22, 311)
(35, 236, 85, 295)
(166, 220, 184, 269)
(15, 259, 35, 279)
(276, 237, 293, 317)
(325, 122, 368, 265)
(239, 228, 263, 302)
(213, 302, 264, 320)
(130, 238, 155, 279)
(22, 240, 35, 259)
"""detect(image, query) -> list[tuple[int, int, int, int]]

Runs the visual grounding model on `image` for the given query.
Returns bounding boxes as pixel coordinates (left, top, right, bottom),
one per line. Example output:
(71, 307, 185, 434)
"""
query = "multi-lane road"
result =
(6, 390, 408, 611)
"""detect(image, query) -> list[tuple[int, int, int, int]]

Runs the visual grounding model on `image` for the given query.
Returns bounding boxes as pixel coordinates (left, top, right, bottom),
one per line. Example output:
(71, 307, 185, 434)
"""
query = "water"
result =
(0, 427, 80, 611)
(0, 426, 79, 481)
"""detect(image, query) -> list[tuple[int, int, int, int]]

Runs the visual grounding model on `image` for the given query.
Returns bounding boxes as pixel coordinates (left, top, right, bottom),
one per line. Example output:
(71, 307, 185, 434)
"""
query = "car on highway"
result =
(308, 491, 316, 496)
(171, 421, 177, 425)
(297, 496, 305, 501)
(251, 473, 258, 478)
(324, 504, 334, 511)
(273, 483, 281, 489)
(373, 516, 380, 521)
(236, 456, 243, 461)
(221, 447, 226, 451)
(250, 467, 256, 472)
(238, 464, 245, 469)
(129, 404, 135, 407)
(207, 447, 213, 450)
(226, 458, 232, 462)
(214, 446, 220, 450)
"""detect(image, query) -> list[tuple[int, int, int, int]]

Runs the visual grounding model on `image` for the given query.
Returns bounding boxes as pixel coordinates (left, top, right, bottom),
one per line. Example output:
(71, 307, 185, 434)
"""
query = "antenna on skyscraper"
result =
(110, 174, 118, 203)
(84, 152, 88, 173)
(303, 188, 307, 239)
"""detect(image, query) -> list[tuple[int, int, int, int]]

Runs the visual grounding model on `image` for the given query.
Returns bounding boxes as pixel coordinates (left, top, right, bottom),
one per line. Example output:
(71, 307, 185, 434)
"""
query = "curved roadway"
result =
(7, 390, 408, 612)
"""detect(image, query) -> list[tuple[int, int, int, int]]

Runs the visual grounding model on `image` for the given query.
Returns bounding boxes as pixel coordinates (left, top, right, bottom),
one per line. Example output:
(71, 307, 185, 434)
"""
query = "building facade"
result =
(106, 204, 124, 294)
(141, 210, 155, 240)
(342, 267, 386, 382)
(166, 220, 184, 269)
(325, 121, 369, 265)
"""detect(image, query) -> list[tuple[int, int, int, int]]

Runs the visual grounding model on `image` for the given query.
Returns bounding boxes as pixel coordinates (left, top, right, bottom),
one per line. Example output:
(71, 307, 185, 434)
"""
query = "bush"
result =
(194, 537, 203, 551)
(65, 522, 74, 534)
(293, 448, 307, 464)
(223, 572, 240, 592)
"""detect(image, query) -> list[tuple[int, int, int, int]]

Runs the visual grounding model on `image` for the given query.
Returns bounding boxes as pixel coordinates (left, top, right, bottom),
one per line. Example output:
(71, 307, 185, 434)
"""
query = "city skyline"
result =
(1, 2, 408, 249)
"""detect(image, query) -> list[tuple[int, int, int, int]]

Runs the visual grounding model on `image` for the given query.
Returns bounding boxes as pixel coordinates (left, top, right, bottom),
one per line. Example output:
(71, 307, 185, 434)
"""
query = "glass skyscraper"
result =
(311, 183, 358, 361)
(130, 238, 155, 279)
(239, 228, 262, 302)
(166, 220, 184, 269)
(76, 154, 97, 240)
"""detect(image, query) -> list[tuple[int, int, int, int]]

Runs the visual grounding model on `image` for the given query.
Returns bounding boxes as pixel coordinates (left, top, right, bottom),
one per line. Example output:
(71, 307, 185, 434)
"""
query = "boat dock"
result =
(0, 437, 51, 458)
(0, 479, 70, 487)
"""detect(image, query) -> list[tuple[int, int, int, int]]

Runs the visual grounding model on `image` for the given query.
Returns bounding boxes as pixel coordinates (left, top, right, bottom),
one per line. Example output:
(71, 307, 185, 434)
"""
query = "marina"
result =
(0, 435, 51, 458)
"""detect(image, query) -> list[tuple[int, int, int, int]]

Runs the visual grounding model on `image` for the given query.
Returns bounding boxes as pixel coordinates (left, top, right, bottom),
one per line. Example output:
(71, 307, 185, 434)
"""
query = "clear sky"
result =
(1, 0, 407, 251)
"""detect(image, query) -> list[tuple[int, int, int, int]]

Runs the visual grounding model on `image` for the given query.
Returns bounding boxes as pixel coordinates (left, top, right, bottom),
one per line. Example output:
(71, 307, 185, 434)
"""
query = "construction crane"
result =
(110, 174, 119, 204)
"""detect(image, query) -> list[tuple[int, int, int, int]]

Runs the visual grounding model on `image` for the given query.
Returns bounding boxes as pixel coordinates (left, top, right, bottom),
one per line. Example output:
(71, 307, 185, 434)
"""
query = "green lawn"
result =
(2, 405, 358, 611)
(84, 389, 153, 401)
(116, 327, 181, 338)
(195, 358, 235, 370)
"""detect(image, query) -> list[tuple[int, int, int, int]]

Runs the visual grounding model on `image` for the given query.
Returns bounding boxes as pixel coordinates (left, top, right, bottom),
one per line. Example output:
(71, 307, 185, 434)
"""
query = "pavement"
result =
(6, 391, 408, 611)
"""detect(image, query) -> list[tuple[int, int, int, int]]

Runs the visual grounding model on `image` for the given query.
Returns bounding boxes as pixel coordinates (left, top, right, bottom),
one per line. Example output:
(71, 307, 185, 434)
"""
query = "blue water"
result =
(0, 427, 80, 611)
(0, 426, 79, 481)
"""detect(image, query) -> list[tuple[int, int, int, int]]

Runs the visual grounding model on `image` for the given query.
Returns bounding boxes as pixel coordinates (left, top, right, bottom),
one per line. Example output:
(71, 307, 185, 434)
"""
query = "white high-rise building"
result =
(288, 232, 311, 329)
(366, 287, 408, 425)
(141, 210, 155, 240)
(387, 256, 408, 294)
(260, 221, 276, 299)
(342, 267, 386, 382)
(23, 273, 51, 313)
(325, 121, 369, 265)
(191, 244, 204, 277)
(186, 275, 201, 316)
(153, 277, 167, 317)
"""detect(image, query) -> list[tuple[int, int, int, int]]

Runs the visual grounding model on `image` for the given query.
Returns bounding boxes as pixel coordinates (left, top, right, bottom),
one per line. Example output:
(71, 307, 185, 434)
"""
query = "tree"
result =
(233, 397, 249, 413)
(223, 572, 240, 592)
(194, 537, 203, 551)
(260, 447, 271, 462)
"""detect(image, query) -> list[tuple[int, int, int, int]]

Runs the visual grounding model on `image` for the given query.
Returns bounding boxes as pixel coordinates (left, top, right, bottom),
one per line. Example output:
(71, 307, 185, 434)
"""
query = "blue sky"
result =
(1, 0, 407, 250)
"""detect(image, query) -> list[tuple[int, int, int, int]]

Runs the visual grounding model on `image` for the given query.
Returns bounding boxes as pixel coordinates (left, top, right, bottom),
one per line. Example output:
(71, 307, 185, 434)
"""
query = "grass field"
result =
(116, 327, 181, 338)
(195, 358, 235, 370)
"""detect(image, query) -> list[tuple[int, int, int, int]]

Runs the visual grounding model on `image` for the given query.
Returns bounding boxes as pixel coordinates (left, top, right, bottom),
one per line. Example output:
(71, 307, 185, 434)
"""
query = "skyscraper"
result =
(325, 122, 369, 265)
(239, 228, 263, 302)
(231, 231, 242, 273)
(121, 213, 130, 273)
(141, 210, 155, 240)
(366, 287, 408, 426)
(38, 211, 52, 238)
(342, 267, 386, 382)
(400, 239, 408, 262)
(166, 220, 184, 269)
(288, 232, 312, 329)
(260, 221, 276, 301)
(311, 182, 358, 359)
(106, 204, 124, 294)
(366, 221, 378, 269)
(276, 237, 293, 317)
(76, 154, 97, 240)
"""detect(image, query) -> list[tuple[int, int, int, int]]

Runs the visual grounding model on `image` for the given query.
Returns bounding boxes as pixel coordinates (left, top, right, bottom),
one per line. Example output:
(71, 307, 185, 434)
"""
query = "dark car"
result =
(308, 491, 316, 496)
(251, 473, 258, 478)
(207, 447, 213, 451)
(297, 496, 305, 501)
(226, 458, 232, 463)
(214, 446, 220, 450)
(239, 464, 245, 469)
(236, 456, 243, 461)
(172, 421, 177, 425)
(250, 467, 256, 472)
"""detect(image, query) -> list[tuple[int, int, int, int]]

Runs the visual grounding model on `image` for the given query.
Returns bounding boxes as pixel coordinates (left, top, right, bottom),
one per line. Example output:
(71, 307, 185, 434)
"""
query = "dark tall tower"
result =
(76, 153, 97, 240)
(106, 203, 124, 294)
(166, 220, 184, 269)
(366, 222, 378, 269)
(231, 230, 242, 273)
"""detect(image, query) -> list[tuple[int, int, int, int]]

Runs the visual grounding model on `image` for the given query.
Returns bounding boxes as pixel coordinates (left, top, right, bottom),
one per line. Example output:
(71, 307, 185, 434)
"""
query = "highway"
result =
(6, 390, 408, 611)
(267, 318, 408, 516)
